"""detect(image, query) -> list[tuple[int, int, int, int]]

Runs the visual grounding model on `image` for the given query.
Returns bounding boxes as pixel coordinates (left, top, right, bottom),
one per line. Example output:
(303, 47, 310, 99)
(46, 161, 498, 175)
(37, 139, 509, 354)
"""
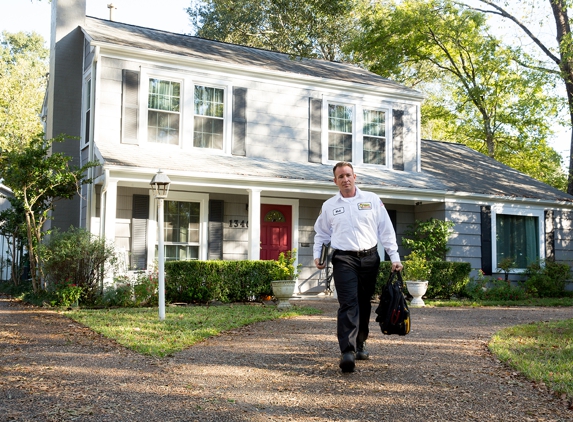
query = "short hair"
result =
(332, 161, 354, 176)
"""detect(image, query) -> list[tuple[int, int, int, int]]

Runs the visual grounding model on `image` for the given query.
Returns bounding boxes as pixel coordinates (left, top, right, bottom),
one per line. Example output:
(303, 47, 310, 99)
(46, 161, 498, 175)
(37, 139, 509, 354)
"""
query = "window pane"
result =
(148, 79, 180, 144)
(328, 104, 352, 133)
(194, 116, 224, 149)
(195, 85, 224, 118)
(328, 133, 352, 161)
(363, 136, 386, 165)
(363, 109, 385, 137)
(496, 215, 539, 268)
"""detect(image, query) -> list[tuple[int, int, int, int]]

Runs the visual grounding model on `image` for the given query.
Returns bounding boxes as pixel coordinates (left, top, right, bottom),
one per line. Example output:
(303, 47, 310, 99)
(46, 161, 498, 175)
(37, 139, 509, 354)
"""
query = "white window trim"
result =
(491, 204, 545, 272)
(148, 191, 209, 262)
(81, 72, 93, 150)
(321, 97, 392, 168)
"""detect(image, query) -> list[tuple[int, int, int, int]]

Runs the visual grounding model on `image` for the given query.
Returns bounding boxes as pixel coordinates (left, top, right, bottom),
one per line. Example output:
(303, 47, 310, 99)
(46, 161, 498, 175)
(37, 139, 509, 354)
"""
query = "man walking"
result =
(314, 162, 403, 373)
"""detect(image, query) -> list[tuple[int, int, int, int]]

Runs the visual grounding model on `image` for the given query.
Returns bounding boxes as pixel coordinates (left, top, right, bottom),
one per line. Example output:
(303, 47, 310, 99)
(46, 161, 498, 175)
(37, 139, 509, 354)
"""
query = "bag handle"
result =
(387, 270, 404, 288)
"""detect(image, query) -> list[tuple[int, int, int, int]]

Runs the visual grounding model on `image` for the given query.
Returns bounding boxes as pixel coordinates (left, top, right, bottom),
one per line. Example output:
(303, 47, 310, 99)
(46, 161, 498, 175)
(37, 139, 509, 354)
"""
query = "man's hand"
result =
(314, 258, 326, 270)
(391, 261, 403, 272)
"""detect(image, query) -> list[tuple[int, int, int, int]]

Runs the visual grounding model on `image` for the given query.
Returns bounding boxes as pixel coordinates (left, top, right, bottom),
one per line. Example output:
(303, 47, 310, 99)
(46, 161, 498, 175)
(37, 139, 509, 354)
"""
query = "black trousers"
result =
(332, 250, 380, 353)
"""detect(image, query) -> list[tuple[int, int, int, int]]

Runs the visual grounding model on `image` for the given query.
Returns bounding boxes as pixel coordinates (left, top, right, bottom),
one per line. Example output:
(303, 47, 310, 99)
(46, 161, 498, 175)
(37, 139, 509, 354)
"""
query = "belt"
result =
(336, 246, 378, 258)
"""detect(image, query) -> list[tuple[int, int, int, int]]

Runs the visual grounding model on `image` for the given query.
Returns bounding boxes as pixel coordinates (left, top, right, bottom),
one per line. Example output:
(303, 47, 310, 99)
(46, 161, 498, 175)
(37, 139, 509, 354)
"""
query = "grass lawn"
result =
(489, 318, 573, 400)
(65, 304, 321, 357)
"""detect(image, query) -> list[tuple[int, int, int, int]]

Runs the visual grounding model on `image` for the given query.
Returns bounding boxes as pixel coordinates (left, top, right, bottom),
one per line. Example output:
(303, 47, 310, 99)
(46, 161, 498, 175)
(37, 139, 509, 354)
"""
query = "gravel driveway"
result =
(1, 295, 572, 421)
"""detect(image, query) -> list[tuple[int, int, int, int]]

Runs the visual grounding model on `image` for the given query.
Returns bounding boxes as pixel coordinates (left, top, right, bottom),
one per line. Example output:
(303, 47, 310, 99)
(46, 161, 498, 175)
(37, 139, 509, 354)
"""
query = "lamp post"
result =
(150, 169, 171, 321)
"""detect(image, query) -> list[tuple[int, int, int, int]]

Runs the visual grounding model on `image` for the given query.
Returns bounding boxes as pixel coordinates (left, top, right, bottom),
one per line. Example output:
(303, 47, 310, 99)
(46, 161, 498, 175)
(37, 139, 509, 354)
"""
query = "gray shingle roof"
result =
(83, 17, 420, 95)
(95, 140, 573, 203)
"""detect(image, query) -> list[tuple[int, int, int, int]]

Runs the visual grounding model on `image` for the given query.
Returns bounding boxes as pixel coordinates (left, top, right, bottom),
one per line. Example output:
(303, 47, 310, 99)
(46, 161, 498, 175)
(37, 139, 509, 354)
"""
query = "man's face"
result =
(333, 165, 356, 197)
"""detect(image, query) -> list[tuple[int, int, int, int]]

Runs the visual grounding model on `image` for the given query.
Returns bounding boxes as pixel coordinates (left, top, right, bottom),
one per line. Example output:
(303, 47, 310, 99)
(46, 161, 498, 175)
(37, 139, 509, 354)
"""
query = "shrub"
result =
(133, 270, 158, 306)
(402, 218, 454, 261)
(40, 227, 118, 305)
(524, 260, 570, 298)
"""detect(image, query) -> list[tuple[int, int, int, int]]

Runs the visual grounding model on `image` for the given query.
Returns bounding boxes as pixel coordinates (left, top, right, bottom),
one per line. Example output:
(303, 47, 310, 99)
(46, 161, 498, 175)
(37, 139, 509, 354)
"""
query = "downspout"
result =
(87, 45, 100, 234)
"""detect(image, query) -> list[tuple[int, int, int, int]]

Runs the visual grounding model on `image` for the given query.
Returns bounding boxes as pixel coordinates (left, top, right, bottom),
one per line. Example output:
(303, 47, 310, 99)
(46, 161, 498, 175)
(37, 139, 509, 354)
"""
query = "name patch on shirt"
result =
(333, 207, 345, 216)
(357, 202, 372, 210)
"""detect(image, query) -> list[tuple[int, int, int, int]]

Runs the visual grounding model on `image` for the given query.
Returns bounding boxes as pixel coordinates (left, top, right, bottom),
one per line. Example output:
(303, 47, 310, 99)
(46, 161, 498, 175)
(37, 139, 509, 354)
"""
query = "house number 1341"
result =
(229, 220, 248, 228)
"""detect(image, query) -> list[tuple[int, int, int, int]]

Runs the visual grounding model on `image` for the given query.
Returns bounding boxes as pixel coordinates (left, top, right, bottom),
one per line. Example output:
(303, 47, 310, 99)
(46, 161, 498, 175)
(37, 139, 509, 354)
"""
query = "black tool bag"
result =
(375, 270, 411, 336)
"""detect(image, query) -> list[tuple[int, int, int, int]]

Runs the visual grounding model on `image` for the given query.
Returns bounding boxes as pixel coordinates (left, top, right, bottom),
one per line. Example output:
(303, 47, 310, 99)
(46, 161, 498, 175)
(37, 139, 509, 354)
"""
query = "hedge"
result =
(376, 261, 471, 299)
(165, 260, 276, 303)
(166, 259, 472, 304)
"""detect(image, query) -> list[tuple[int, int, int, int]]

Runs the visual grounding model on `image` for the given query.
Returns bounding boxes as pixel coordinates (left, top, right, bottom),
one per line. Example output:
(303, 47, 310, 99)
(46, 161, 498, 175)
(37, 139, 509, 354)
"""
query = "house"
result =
(45, 0, 573, 293)
(0, 183, 14, 281)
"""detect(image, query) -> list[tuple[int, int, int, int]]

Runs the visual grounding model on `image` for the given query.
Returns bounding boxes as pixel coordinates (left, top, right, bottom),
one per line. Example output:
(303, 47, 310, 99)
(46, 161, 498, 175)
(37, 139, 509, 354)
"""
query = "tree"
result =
(0, 134, 98, 293)
(0, 31, 48, 152)
(458, 0, 573, 194)
(187, 0, 358, 60)
(349, 0, 566, 189)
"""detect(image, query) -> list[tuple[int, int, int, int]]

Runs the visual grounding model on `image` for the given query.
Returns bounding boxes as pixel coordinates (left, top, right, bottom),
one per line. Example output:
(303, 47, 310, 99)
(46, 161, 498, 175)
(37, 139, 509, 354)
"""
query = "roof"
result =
(94, 140, 573, 204)
(82, 17, 421, 96)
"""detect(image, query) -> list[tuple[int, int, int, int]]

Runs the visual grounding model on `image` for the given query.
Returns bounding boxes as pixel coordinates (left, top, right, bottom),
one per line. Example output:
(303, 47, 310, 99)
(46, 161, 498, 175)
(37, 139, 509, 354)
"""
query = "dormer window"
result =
(322, 100, 390, 167)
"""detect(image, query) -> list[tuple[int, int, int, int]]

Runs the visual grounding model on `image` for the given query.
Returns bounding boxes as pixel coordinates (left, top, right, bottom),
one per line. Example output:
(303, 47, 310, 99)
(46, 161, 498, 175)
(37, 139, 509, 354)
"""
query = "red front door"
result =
(260, 204, 292, 261)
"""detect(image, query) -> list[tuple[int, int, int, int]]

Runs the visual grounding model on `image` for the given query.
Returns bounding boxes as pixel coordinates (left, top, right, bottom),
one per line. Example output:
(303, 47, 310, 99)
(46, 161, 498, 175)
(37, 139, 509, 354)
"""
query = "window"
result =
(148, 78, 180, 144)
(194, 85, 224, 149)
(328, 104, 353, 161)
(496, 214, 539, 268)
(83, 78, 91, 145)
(363, 109, 386, 165)
(162, 200, 200, 261)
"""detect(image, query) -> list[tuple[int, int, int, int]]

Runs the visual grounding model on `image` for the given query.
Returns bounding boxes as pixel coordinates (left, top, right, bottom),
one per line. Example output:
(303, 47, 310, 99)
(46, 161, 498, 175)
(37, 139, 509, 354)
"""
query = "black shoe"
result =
(356, 342, 370, 360)
(339, 352, 356, 372)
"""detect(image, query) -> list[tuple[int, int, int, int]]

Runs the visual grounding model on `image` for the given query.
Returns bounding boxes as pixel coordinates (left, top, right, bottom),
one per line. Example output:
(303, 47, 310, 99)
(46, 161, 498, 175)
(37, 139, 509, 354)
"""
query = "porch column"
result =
(103, 179, 117, 244)
(247, 188, 261, 260)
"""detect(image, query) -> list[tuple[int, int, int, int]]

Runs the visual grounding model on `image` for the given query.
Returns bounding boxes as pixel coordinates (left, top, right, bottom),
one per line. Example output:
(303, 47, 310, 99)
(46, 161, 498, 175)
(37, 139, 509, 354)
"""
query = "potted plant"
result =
(270, 249, 300, 309)
(404, 252, 431, 307)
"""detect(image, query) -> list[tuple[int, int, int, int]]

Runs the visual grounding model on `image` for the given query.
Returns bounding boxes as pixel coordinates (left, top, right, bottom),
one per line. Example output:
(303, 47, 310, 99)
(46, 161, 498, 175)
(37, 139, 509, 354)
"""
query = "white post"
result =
(158, 197, 165, 321)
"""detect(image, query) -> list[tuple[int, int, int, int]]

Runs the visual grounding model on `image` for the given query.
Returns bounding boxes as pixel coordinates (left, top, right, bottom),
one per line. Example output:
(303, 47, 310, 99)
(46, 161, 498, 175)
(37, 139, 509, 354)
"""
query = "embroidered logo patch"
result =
(333, 207, 345, 215)
(358, 202, 372, 210)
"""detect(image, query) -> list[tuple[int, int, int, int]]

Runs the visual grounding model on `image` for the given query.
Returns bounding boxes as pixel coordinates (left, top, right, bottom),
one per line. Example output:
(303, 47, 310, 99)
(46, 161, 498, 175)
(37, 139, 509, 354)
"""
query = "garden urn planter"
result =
(405, 280, 428, 307)
(271, 280, 296, 309)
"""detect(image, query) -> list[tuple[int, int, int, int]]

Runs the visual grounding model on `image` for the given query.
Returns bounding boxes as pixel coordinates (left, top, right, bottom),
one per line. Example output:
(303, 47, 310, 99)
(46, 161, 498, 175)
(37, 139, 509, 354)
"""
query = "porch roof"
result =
(94, 139, 573, 204)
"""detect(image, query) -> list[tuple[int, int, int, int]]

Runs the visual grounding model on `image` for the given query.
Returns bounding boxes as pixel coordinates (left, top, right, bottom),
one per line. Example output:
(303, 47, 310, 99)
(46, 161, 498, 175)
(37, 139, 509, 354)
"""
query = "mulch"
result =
(1, 294, 572, 421)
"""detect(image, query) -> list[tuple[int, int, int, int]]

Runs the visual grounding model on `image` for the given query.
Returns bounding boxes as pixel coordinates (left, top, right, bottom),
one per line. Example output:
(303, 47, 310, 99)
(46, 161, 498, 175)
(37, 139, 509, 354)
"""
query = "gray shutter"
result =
(308, 98, 322, 163)
(208, 200, 224, 260)
(122, 69, 140, 145)
(545, 210, 555, 261)
(131, 194, 149, 270)
(392, 109, 404, 171)
(232, 87, 247, 156)
(480, 206, 492, 275)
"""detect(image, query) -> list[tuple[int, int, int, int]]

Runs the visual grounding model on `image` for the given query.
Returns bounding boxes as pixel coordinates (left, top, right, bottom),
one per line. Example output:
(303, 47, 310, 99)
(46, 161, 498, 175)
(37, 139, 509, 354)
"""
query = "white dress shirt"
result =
(314, 187, 400, 263)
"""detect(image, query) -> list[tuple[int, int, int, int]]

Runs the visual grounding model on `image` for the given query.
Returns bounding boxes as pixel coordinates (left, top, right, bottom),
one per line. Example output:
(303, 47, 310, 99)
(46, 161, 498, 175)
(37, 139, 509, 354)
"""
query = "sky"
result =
(1, 0, 571, 165)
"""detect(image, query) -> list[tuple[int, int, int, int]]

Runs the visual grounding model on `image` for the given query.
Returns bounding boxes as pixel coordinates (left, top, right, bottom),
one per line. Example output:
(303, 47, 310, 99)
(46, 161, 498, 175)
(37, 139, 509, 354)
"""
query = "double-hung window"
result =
(363, 109, 386, 165)
(162, 200, 200, 261)
(328, 104, 353, 161)
(148, 78, 180, 145)
(325, 101, 389, 166)
(194, 85, 224, 150)
(492, 206, 544, 270)
(83, 78, 91, 146)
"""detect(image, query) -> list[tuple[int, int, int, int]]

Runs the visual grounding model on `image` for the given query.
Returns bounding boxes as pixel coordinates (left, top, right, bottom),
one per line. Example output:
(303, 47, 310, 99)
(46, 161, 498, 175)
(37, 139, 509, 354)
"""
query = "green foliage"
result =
(39, 227, 118, 305)
(165, 260, 279, 304)
(0, 135, 99, 293)
(0, 31, 48, 151)
(349, 0, 566, 191)
(269, 249, 300, 281)
(497, 256, 516, 282)
(101, 281, 133, 308)
(403, 252, 431, 281)
(376, 260, 470, 299)
(189, 0, 358, 61)
(402, 218, 454, 260)
(132, 270, 159, 307)
(524, 260, 570, 298)
(53, 282, 83, 307)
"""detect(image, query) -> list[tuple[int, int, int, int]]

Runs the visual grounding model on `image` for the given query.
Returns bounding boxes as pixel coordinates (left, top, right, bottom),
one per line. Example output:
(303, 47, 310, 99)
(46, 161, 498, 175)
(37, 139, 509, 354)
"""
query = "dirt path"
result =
(1, 295, 572, 421)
